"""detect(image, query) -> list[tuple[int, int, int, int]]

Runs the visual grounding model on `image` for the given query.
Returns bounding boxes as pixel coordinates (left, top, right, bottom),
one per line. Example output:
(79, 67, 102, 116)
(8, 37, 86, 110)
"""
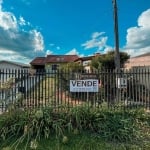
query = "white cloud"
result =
(138, 9, 150, 28)
(49, 43, 55, 46)
(30, 30, 44, 51)
(92, 32, 105, 39)
(82, 32, 110, 52)
(103, 46, 113, 53)
(46, 49, 53, 55)
(124, 9, 150, 57)
(0, 1, 44, 63)
(19, 16, 26, 26)
(66, 48, 84, 57)
(56, 46, 60, 50)
(0, 49, 31, 64)
(66, 48, 79, 55)
(0, 11, 17, 30)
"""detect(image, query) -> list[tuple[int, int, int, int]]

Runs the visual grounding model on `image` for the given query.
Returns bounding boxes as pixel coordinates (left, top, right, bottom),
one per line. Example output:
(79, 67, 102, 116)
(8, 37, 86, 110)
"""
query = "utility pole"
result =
(112, 0, 120, 71)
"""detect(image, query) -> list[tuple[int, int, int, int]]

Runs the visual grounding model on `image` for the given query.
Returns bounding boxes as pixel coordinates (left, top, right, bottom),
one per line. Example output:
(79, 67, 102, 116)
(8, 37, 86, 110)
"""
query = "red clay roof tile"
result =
(45, 55, 79, 63)
(30, 55, 79, 66)
(30, 57, 45, 65)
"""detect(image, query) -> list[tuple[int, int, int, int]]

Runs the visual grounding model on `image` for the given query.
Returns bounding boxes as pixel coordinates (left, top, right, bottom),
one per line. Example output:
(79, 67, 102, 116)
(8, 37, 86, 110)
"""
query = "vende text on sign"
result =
(70, 79, 99, 92)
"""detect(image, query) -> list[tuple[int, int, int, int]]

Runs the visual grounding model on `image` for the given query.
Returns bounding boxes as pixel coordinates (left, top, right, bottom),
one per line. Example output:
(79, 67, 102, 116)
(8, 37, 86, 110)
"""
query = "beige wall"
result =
(124, 55, 150, 69)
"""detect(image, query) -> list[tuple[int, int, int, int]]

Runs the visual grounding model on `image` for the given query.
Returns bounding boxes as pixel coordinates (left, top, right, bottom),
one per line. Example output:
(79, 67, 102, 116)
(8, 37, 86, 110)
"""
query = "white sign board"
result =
(70, 79, 99, 92)
(117, 78, 127, 88)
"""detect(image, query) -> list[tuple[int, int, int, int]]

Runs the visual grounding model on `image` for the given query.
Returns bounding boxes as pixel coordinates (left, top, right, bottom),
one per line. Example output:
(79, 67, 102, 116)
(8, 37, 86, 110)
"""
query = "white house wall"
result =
(0, 62, 22, 70)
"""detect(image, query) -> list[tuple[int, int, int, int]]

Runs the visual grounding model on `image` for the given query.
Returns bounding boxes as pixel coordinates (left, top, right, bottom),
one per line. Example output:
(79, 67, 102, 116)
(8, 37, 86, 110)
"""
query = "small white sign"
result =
(117, 78, 127, 88)
(70, 79, 99, 92)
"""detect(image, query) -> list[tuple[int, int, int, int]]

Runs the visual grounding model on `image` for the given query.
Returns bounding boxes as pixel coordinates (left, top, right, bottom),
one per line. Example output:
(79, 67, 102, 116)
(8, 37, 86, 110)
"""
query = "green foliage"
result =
(56, 62, 84, 91)
(60, 62, 84, 73)
(91, 51, 129, 70)
(92, 110, 138, 142)
(0, 105, 150, 149)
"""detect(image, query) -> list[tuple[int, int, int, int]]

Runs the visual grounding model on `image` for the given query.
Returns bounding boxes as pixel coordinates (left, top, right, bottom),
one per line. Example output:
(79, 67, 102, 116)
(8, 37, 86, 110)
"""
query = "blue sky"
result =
(0, 0, 150, 64)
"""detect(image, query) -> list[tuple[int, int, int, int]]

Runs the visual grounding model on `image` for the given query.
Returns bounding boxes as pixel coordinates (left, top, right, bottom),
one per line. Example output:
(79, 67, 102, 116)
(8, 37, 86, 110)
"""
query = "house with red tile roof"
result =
(30, 55, 79, 71)
(30, 53, 102, 73)
(30, 57, 45, 70)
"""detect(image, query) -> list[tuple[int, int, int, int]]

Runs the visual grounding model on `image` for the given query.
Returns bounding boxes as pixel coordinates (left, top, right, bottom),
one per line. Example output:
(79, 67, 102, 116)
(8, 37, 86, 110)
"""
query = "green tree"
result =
(91, 51, 129, 70)
(60, 62, 84, 73)
(58, 62, 84, 91)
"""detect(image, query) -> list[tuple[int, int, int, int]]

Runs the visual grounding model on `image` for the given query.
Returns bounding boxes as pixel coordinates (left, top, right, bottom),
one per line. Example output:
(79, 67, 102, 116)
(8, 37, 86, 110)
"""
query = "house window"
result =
(56, 57, 64, 62)
(56, 58, 60, 61)
(83, 60, 90, 66)
(51, 64, 59, 70)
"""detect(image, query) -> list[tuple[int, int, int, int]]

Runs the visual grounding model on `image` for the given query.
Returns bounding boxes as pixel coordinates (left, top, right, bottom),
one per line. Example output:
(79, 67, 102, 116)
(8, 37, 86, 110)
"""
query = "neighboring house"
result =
(30, 54, 103, 73)
(0, 60, 30, 81)
(0, 60, 30, 70)
(45, 55, 79, 71)
(124, 52, 150, 69)
(74, 56, 94, 72)
(30, 55, 79, 72)
(30, 57, 45, 70)
(0, 61, 30, 102)
(124, 53, 150, 90)
(74, 53, 101, 72)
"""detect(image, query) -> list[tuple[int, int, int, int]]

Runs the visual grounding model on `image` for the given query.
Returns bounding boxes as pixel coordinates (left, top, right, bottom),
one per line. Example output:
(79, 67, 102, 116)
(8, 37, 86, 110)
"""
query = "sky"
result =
(0, 0, 150, 64)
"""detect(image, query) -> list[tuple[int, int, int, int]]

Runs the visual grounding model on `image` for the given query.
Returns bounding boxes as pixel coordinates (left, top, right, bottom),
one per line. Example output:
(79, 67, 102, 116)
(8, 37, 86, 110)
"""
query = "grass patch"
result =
(2, 131, 150, 150)
(0, 105, 150, 150)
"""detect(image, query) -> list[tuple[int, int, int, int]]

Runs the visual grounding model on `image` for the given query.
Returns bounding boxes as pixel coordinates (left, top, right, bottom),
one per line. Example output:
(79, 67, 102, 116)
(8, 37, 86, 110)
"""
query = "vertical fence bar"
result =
(100, 70, 104, 107)
(47, 70, 50, 105)
(141, 68, 144, 107)
(44, 70, 48, 107)
(24, 69, 27, 108)
(54, 69, 57, 110)
(44, 70, 46, 108)
(67, 69, 71, 109)
(0, 67, 149, 112)
(131, 69, 134, 108)
(27, 71, 29, 108)
(14, 69, 17, 107)
(57, 70, 60, 110)
(38, 70, 40, 108)
(135, 68, 138, 107)
(21, 69, 24, 108)
(41, 70, 43, 108)
(62, 70, 65, 108)
(9, 69, 13, 106)
(113, 69, 116, 108)
(105, 69, 108, 108)
(126, 69, 129, 108)
(139, 68, 145, 106)
(124, 69, 128, 110)
(144, 67, 147, 109)
(127, 69, 130, 108)
(1, 69, 4, 112)
(58, 69, 61, 108)
(139, 68, 141, 105)
(144, 67, 147, 108)
(148, 67, 150, 110)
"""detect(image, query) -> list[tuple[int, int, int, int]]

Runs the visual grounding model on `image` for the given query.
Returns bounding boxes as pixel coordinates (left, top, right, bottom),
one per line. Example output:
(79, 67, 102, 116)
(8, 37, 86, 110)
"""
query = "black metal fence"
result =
(0, 67, 150, 113)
